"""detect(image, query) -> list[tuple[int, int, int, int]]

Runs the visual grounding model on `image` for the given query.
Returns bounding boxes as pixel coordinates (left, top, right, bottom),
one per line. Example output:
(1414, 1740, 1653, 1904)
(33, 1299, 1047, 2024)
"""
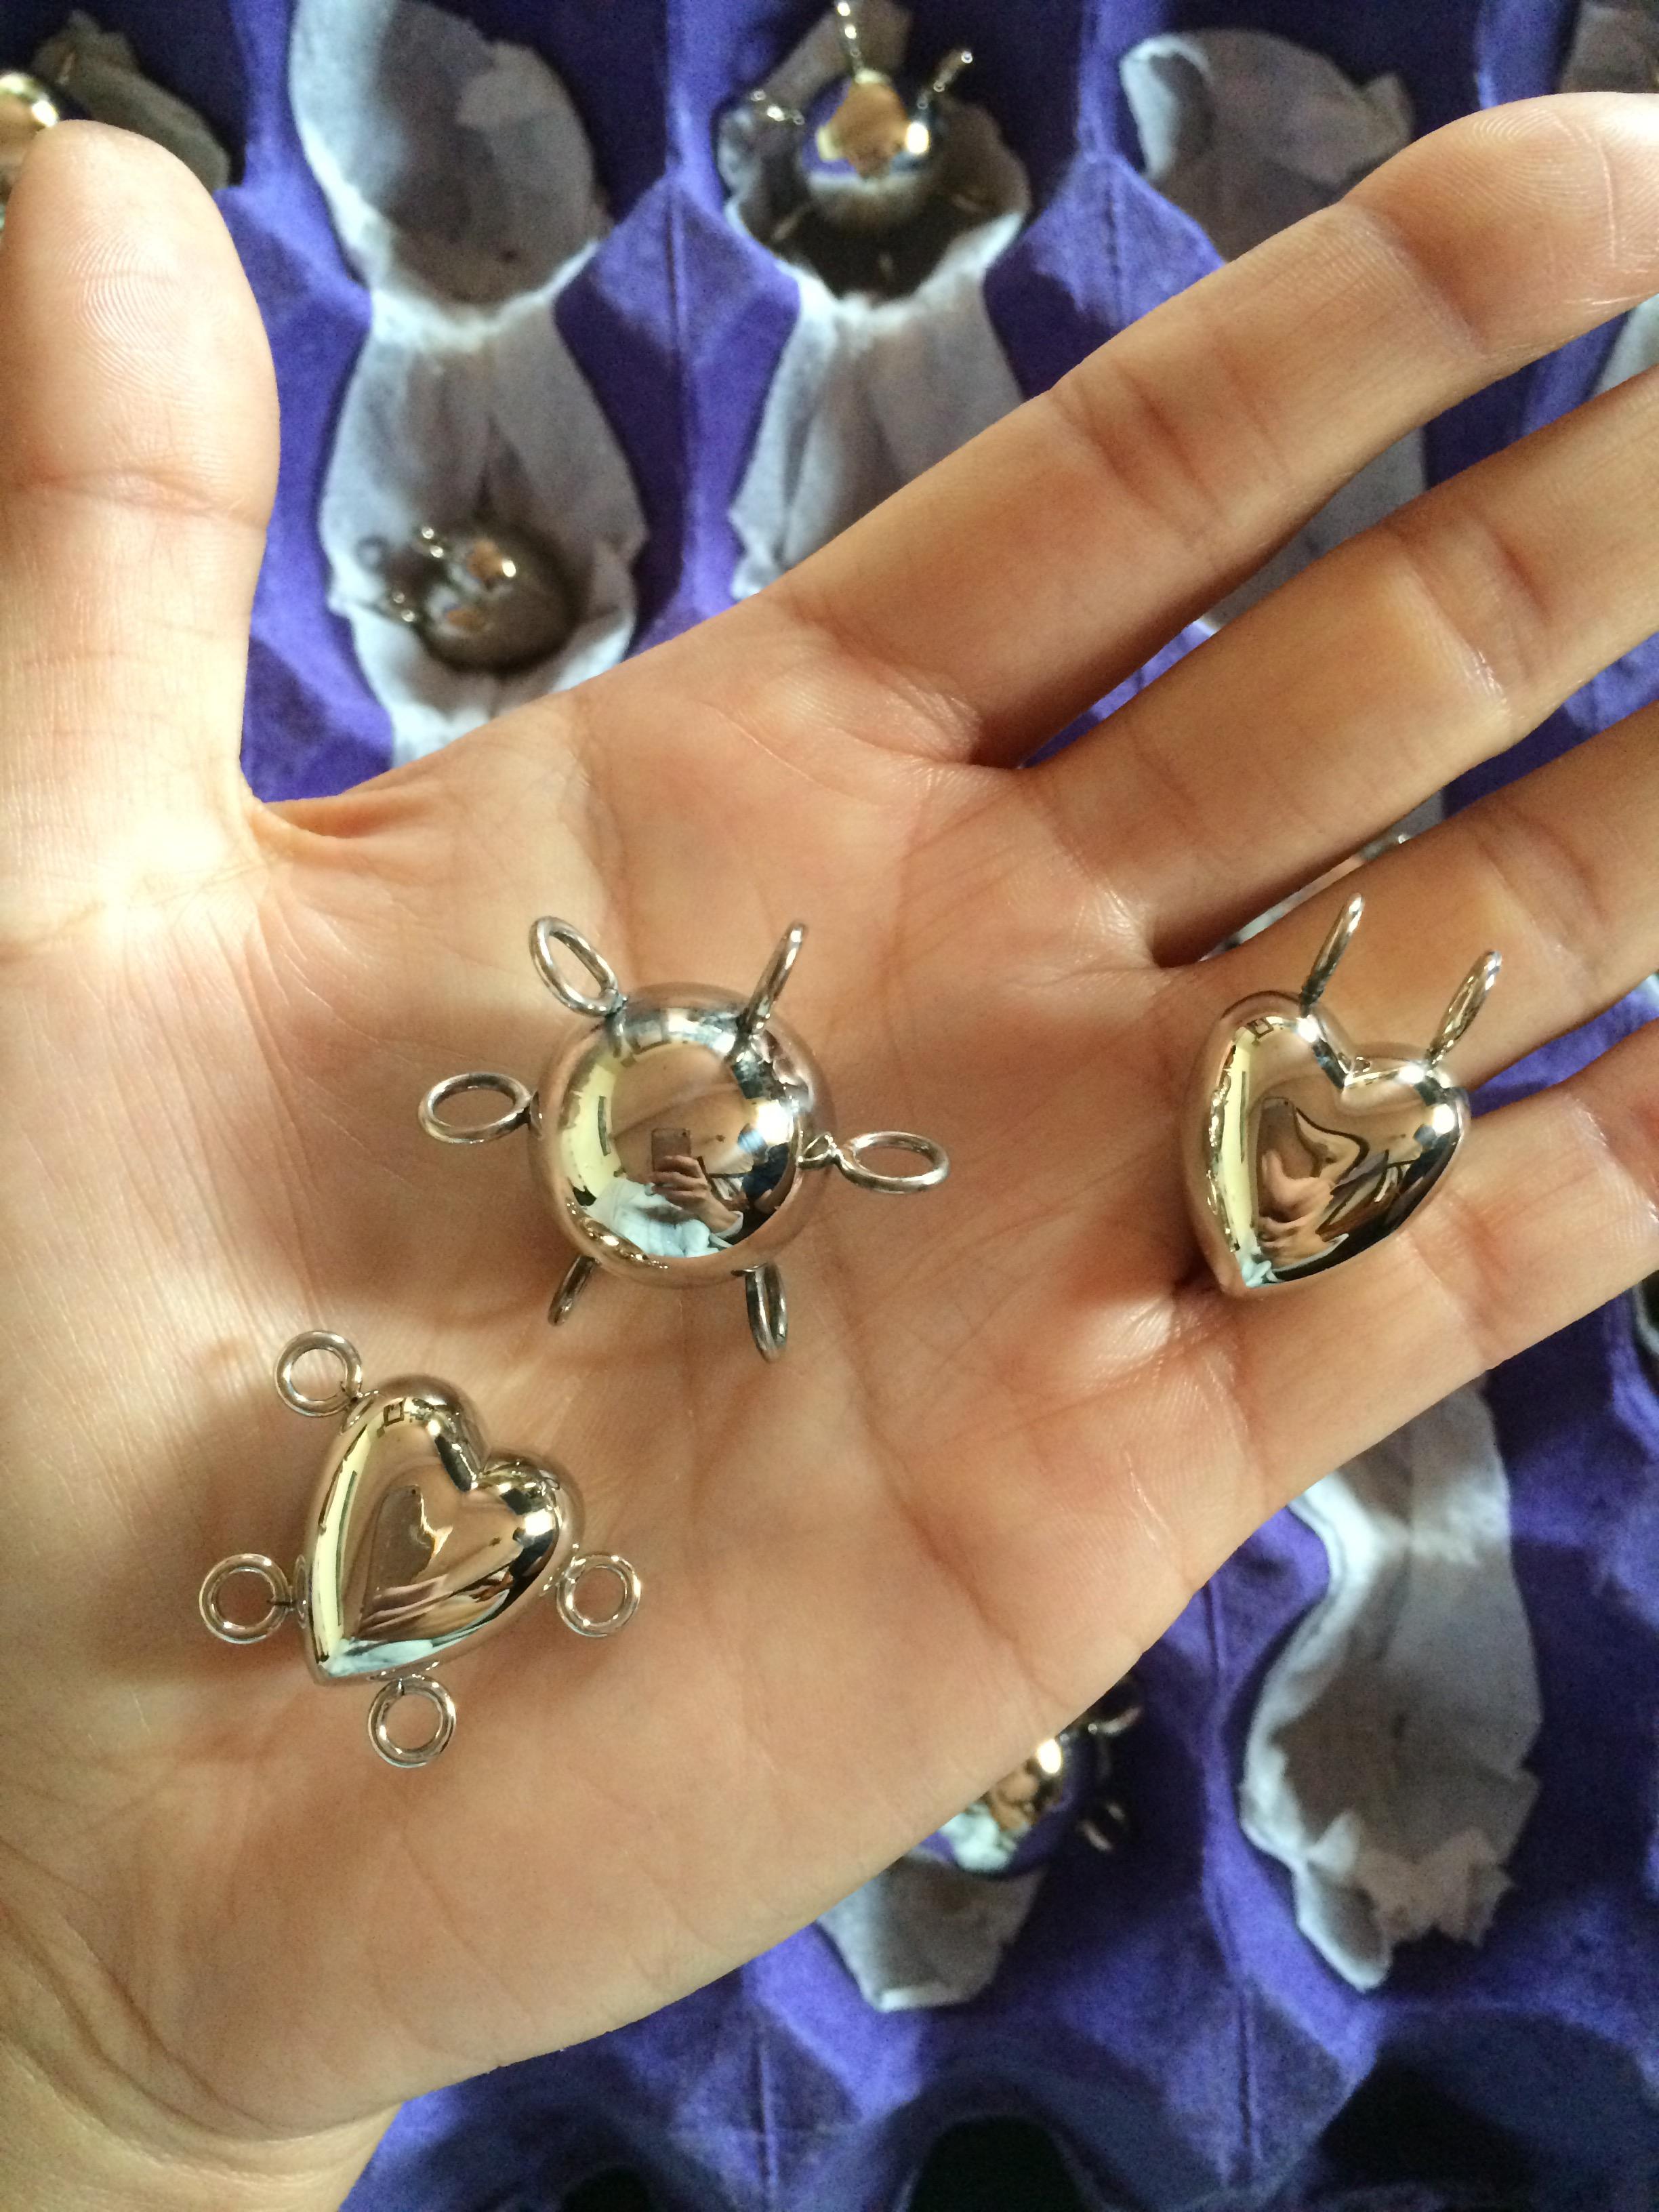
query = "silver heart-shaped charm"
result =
(1185, 897, 1500, 1294)
(200, 1333, 642, 1766)
(300, 1376, 573, 1682)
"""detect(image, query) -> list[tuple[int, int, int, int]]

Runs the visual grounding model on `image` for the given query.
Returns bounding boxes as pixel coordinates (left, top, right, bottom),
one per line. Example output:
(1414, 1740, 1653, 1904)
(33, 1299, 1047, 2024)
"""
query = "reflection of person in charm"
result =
(817, 76, 911, 177)
(586, 1080, 791, 1258)
(1254, 1103, 1365, 1266)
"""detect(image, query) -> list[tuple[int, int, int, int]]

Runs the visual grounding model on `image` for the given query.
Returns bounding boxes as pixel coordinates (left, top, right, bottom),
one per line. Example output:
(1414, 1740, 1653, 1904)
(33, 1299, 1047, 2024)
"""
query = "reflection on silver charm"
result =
(0, 72, 68, 219)
(802, 3, 972, 231)
(420, 918, 949, 1361)
(199, 1332, 640, 1768)
(381, 523, 573, 672)
(742, 3, 975, 244)
(1186, 895, 1500, 1294)
(935, 1681, 1143, 1877)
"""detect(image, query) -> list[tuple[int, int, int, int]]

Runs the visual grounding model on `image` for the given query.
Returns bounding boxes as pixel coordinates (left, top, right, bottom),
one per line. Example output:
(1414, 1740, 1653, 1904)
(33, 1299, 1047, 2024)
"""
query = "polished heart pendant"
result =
(1185, 896, 1500, 1294)
(200, 1333, 640, 1767)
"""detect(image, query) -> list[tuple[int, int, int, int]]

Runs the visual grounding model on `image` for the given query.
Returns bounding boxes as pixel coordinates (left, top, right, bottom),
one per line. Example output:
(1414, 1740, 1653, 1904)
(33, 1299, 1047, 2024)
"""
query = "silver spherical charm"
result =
(421, 918, 949, 1360)
(382, 522, 573, 673)
(796, 4, 972, 237)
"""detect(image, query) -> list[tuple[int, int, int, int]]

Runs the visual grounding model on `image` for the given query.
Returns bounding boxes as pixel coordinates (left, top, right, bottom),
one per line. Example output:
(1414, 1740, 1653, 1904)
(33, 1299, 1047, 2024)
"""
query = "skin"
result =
(5, 100, 1659, 2207)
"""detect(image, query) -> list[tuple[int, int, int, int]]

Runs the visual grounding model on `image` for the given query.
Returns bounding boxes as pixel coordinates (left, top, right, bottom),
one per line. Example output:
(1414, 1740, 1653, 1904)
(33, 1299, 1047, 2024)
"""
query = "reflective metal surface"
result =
(200, 1334, 641, 1767)
(535, 982, 830, 1286)
(802, 8, 973, 234)
(935, 1681, 1143, 1877)
(422, 919, 949, 1359)
(1187, 897, 1499, 1294)
(0, 72, 64, 216)
(382, 522, 573, 672)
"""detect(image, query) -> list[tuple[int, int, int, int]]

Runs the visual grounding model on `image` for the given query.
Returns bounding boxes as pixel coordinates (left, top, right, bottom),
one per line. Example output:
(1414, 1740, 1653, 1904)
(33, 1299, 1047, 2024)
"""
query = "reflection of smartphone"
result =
(651, 1126, 691, 1178)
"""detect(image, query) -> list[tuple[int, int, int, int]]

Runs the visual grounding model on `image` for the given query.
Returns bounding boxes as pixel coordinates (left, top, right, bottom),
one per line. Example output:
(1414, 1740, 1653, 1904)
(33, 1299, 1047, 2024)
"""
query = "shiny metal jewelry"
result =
(743, 3, 973, 240)
(420, 918, 949, 1361)
(0, 71, 70, 219)
(199, 1331, 640, 1769)
(380, 522, 573, 672)
(935, 1681, 1144, 1877)
(1186, 894, 1500, 1294)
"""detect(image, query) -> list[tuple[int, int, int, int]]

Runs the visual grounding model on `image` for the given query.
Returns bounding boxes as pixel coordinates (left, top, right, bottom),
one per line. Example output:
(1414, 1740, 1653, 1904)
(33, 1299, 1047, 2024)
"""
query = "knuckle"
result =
(1345, 97, 1659, 361)
(1373, 496, 1553, 713)
(1044, 313, 1293, 571)
(1462, 781, 1608, 1012)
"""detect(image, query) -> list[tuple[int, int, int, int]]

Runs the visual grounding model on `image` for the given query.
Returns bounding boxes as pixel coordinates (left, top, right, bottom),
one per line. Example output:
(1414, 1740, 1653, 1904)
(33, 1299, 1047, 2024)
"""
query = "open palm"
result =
(7, 104, 1659, 2203)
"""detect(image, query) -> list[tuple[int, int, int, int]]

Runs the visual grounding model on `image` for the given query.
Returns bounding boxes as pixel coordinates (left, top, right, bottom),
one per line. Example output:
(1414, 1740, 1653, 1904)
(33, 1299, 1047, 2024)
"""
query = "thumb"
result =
(0, 123, 276, 909)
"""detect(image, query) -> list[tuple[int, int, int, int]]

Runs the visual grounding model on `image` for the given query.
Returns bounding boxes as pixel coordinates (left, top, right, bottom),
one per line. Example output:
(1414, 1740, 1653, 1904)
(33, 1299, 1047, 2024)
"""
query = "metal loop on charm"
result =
(833, 0, 866, 72)
(1084, 1674, 1145, 1740)
(419, 1069, 536, 1146)
(555, 1553, 642, 1639)
(367, 1675, 457, 1769)
(199, 1553, 294, 1644)
(1300, 894, 1365, 1015)
(1428, 950, 1502, 1065)
(529, 917, 625, 1019)
(830, 1130, 950, 1193)
(274, 1331, 364, 1419)
(739, 922, 806, 1037)
(745, 1263, 787, 1361)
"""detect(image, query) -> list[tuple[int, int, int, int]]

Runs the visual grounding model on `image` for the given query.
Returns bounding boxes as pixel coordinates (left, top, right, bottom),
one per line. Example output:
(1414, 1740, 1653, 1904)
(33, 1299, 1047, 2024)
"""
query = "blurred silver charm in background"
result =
(725, 0, 994, 295)
(1, 18, 232, 231)
(420, 918, 949, 1361)
(0, 72, 73, 220)
(1186, 895, 1500, 1294)
(787, 1, 973, 233)
(380, 523, 575, 673)
(199, 1332, 640, 1769)
(935, 1681, 1145, 1877)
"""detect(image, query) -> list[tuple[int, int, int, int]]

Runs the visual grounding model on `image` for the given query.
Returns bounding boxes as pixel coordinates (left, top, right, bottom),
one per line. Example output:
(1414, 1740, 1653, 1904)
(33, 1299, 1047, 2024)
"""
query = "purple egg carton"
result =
(19, 0, 1654, 2200)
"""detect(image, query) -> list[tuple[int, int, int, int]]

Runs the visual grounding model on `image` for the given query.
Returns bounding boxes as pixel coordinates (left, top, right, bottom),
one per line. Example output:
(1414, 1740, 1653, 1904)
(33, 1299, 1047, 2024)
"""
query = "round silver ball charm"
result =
(421, 918, 949, 1360)
(382, 522, 573, 673)
(797, 31, 971, 237)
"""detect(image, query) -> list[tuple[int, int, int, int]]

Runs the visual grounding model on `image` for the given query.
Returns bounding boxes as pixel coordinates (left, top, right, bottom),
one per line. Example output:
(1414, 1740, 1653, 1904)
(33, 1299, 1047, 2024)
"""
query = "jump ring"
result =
(745, 1263, 787, 1361)
(274, 1331, 364, 1418)
(367, 1675, 457, 1769)
(555, 1553, 642, 1639)
(832, 1130, 949, 1193)
(199, 1553, 293, 1644)
(738, 922, 805, 1037)
(419, 1070, 535, 1145)
(529, 918, 624, 1018)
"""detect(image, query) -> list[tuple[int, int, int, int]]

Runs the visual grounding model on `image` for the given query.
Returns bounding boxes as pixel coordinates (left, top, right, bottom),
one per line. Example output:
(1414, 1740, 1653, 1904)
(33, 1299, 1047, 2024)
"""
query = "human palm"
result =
(7, 104, 1659, 2203)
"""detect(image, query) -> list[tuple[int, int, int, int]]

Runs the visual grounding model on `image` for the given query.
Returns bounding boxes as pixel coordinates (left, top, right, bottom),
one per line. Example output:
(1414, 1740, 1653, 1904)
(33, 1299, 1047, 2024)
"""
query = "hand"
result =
(651, 1153, 744, 1234)
(6, 102, 1659, 2206)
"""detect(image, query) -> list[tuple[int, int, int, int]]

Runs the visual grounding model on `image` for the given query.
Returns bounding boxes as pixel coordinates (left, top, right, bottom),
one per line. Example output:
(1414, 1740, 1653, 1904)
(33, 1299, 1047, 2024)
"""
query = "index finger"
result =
(760, 96, 1659, 765)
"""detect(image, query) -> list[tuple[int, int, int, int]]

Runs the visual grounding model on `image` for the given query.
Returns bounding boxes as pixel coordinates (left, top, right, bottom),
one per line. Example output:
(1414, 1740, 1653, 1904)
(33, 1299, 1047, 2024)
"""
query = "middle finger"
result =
(1044, 354, 1659, 964)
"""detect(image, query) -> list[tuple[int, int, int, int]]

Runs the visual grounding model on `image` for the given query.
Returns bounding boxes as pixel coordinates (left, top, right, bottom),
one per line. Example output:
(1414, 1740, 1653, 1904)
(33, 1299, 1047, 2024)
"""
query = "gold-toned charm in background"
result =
(420, 918, 949, 1361)
(199, 1332, 640, 1768)
(1185, 895, 1500, 1294)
